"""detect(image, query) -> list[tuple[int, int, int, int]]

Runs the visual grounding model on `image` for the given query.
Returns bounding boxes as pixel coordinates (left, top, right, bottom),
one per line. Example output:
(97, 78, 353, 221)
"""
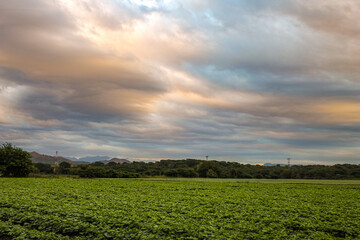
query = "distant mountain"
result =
(29, 152, 131, 165)
(65, 156, 79, 161)
(29, 152, 88, 165)
(65, 156, 110, 162)
(101, 158, 131, 164)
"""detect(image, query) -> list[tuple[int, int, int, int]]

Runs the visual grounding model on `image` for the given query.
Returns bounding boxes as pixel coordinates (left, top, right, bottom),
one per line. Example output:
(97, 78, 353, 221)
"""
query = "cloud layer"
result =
(1, 0, 359, 164)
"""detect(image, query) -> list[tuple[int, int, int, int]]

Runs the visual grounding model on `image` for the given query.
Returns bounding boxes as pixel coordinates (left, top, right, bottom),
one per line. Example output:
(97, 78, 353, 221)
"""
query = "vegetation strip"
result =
(1, 178, 359, 239)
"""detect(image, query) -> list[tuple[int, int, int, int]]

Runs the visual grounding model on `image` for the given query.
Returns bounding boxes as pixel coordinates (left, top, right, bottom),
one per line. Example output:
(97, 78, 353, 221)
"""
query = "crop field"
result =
(1, 178, 359, 239)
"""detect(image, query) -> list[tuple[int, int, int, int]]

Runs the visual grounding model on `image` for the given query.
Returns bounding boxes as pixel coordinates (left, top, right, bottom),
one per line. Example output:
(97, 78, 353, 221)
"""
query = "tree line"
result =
(34, 159, 360, 179)
(1, 143, 359, 179)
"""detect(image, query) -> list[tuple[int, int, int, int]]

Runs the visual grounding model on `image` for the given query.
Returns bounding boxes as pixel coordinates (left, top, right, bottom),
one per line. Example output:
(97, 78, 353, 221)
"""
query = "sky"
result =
(0, 0, 359, 164)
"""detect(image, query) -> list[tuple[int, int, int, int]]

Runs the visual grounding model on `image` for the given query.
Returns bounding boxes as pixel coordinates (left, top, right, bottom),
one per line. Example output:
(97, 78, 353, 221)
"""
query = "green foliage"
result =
(164, 168, 198, 177)
(0, 178, 359, 239)
(59, 162, 71, 169)
(74, 166, 140, 178)
(107, 162, 117, 167)
(58, 162, 71, 174)
(0, 142, 33, 177)
(34, 163, 54, 174)
(91, 161, 105, 167)
(206, 169, 218, 178)
(32, 157, 360, 179)
(197, 161, 220, 177)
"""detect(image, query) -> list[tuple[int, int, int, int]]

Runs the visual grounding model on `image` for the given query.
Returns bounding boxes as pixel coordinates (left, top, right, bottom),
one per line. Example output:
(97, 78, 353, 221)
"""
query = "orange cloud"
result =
(314, 101, 360, 123)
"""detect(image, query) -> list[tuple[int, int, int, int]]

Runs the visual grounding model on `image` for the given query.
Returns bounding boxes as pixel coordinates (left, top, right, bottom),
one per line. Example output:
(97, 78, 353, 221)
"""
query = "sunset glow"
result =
(0, 0, 359, 164)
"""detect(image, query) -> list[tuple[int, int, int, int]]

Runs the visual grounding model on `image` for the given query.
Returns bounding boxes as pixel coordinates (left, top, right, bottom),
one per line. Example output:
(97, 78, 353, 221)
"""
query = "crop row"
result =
(1, 178, 359, 239)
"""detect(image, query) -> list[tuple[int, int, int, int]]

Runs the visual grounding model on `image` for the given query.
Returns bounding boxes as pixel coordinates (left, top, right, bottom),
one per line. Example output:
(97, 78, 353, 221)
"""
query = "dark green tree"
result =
(59, 161, 71, 168)
(91, 161, 105, 167)
(206, 169, 218, 178)
(34, 163, 53, 174)
(107, 162, 117, 167)
(59, 161, 71, 174)
(197, 161, 221, 177)
(0, 143, 33, 177)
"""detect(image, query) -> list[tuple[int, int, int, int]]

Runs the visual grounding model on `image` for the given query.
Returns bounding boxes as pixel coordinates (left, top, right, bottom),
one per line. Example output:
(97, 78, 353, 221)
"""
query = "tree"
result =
(59, 161, 71, 174)
(59, 161, 71, 168)
(206, 169, 218, 178)
(34, 163, 53, 174)
(91, 161, 105, 167)
(107, 162, 117, 167)
(197, 161, 221, 177)
(0, 143, 33, 177)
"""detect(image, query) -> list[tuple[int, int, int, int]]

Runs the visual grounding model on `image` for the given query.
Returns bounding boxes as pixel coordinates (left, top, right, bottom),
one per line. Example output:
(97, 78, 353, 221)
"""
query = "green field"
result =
(1, 178, 359, 239)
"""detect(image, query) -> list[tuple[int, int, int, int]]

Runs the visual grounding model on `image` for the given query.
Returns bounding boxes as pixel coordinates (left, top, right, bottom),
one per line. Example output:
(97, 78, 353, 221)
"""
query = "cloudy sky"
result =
(0, 0, 359, 164)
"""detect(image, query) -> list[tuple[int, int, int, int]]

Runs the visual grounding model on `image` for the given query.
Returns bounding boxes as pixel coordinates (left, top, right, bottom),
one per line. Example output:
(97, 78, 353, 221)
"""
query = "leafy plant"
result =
(0, 178, 359, 239)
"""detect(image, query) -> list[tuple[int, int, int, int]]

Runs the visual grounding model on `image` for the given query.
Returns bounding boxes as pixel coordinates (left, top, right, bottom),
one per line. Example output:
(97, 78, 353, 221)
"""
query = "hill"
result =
(29, 152, 130, 165)
(66, 156, 111, 162)
(29, 152, 88, 165)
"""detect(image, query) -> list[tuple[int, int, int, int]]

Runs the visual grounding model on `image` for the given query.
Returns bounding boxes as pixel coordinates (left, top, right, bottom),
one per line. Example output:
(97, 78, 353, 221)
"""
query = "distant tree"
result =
(197, 161, 221, 177)
(34, 163, 53, 174)
(59, 161, 71, 174)
(164, 169, 178, 177)
(177, 168, 198, 177)
(107, 162, 117, 167)
(91, 161, 105, 167)
(59, 161, 71, 168)
(144, 169, 161, 176)
(0, 143, 33, 177)
(206, 169, 218, 178)
(53, 158, 360, 179)
(78, 166, 107, 178)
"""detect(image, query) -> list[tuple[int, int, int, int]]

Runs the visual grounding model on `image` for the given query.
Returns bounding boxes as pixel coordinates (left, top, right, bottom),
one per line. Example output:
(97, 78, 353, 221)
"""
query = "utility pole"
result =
(54, 151, 58, 174)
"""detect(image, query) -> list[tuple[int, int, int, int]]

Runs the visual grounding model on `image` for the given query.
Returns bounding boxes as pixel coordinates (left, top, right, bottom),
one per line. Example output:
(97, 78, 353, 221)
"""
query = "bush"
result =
(0, 143, 34, 177)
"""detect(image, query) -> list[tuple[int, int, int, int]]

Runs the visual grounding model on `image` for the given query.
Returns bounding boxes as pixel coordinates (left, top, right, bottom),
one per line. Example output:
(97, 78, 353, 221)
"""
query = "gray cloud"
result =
(0, 0, 359, 164)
